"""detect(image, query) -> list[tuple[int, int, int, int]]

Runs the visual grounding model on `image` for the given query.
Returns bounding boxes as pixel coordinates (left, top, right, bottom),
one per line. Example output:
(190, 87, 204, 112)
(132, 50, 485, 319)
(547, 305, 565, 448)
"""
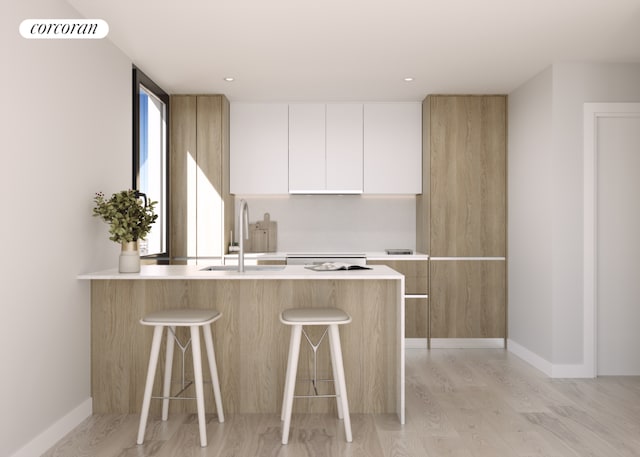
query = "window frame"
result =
(132, 65, 170, 260)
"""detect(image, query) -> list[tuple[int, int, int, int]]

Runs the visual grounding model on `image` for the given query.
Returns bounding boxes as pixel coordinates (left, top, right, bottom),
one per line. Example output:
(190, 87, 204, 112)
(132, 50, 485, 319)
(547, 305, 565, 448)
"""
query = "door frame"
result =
(583, 102, 640, 377)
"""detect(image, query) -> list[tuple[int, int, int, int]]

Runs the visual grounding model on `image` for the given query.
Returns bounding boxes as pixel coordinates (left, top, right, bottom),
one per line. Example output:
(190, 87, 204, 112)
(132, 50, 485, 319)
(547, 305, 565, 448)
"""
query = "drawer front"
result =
(368, 260, 428, 295)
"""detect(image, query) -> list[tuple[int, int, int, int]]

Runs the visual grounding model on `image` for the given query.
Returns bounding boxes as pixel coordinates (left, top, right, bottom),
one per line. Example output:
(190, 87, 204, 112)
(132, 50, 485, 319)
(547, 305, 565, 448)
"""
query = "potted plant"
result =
(93, 189, 158, 273)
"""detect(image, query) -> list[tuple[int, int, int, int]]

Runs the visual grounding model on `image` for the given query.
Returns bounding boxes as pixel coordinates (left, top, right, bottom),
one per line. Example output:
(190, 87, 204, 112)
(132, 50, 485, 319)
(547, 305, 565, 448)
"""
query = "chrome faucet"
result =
(238, 199, 249, 272)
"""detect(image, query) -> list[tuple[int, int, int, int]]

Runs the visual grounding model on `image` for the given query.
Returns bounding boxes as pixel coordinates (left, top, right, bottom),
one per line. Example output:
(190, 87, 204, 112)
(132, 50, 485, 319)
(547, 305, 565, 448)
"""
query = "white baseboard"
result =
(507, 339, 594, 378)
(405, 338, 506, 349)
(10, 397, 92, 457)
(430, 338, 505, 349)
(507, 339, 553, 376)
(405, 338, 428, 349)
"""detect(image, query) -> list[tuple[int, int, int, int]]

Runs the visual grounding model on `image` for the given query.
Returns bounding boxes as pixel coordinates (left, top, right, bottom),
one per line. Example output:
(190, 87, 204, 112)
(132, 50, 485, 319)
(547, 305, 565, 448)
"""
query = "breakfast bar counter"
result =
(80, 265, 406, 423)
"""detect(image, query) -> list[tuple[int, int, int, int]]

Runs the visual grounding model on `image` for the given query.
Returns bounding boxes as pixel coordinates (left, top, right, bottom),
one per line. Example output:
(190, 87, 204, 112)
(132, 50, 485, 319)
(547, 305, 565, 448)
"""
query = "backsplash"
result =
(234, 195, 416, 252)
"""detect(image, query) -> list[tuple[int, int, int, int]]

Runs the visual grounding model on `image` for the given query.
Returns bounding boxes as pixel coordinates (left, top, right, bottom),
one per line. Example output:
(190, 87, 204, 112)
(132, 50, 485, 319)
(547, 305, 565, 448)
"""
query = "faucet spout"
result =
(238, 200, 249, 272)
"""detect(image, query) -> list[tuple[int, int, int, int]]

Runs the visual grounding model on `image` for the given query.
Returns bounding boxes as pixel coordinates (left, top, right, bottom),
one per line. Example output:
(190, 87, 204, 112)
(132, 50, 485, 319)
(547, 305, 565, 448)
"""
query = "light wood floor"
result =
(43, 349, 640, 457)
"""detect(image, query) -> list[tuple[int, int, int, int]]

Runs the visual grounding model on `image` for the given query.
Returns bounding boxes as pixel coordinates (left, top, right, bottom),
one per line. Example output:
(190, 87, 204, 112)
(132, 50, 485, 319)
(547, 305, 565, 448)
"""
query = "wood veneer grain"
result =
(369, 260, 428, 338)
(169, 95, 196, 259)
(429, 95, 506, 257)
(170, 94, 232, 259)
(429, 260, 506, 338)
(91, 278, 399, 416)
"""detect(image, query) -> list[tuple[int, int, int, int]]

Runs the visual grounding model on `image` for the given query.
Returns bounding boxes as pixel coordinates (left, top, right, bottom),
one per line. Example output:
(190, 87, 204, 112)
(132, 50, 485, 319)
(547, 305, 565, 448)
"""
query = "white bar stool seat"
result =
(279, 307, 353, 444)
(137, 309, 224, 448)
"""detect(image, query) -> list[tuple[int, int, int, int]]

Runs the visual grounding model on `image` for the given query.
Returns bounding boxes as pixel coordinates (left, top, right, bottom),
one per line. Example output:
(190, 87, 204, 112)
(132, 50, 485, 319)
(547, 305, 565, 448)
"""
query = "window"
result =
(133, 66, 169, 257)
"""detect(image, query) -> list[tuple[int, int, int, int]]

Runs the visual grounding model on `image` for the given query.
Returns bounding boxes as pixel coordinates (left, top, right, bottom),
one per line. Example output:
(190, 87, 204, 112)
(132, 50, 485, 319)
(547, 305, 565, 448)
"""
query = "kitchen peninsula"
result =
(80, 264, 406, 423)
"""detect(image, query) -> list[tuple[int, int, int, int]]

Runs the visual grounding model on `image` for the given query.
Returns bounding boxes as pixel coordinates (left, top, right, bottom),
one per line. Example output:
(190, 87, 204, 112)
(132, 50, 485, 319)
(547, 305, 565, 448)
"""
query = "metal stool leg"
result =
(329, 324, 352, 442)
(202, 323, 225, 423)
(161, 325, 176, 421)
(282, 324, 302, 444)
(190, 326, 208, 447)
(137, 325, 164, 445)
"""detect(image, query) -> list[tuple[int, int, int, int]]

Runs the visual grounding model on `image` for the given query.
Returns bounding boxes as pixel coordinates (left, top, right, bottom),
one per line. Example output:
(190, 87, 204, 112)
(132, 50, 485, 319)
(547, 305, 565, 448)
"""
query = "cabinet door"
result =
(326, 104, 363, 192)
(170, 95, 197, 259)
(429, 96, 506, 256)
(406, 298, 429, 339)
(289, 104, 326, 192)
(170, 95, 231, 260)
(230, 103, 288, 194)
(368, 259, 428, 295)
(363, 103, 422, 194)
(430, 260, 505, 338)
(368, 259, 429, 338)
(197, 96, 224, 257)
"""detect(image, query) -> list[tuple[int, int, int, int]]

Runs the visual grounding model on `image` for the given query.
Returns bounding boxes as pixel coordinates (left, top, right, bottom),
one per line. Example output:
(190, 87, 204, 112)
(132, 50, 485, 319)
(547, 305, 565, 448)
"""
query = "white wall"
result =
(0, 1, 131, 455)
(508, 62, 640, 372)
(507, 66, 554, 362)
(550, 63, 640, 364)
(235, 195, 417, 252)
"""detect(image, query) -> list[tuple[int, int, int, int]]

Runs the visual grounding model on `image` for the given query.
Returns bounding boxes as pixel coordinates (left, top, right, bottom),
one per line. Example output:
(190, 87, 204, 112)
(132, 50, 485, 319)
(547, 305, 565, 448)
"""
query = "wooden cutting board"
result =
(249, 212, 277, 252)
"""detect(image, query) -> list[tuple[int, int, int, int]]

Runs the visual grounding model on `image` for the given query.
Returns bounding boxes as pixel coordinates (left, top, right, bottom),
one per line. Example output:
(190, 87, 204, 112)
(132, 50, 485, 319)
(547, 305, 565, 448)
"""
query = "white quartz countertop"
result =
(78, 264, 404, 280)
(223, 251, 429, 261)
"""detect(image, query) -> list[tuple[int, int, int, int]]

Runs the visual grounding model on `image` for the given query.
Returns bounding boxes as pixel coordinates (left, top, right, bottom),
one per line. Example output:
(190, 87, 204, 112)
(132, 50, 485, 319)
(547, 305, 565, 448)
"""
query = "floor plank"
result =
(43, 349, 640, 457)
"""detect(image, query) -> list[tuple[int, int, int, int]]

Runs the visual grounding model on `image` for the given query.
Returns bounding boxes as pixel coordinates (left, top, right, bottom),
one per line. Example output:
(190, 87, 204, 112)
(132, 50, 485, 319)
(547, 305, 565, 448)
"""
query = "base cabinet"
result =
(429, 260, 505, 338)
(368, 259, 428, 338)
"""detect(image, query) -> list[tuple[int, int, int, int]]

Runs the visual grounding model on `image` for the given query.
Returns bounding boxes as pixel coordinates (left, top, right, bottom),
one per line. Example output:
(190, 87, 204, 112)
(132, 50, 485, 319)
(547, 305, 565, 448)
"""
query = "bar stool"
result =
(136, 309, 224, 447)
(280, 307, 353, 444)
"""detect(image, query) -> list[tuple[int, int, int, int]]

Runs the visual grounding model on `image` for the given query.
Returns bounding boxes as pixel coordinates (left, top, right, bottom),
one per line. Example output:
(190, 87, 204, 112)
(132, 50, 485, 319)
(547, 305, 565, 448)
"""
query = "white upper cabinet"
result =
(231, 102, 421, 195)
(363, 103, 422, 194)
(230, 103, 288, 194)
(288, 104, 326, 192)
(326, 104, 363, 192)
(289, 103, 363, 193)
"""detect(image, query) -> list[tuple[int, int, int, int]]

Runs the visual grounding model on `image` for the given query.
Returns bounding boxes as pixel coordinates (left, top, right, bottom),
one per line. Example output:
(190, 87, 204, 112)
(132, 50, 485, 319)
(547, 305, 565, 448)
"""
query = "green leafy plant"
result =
(93, 190, 158, 243)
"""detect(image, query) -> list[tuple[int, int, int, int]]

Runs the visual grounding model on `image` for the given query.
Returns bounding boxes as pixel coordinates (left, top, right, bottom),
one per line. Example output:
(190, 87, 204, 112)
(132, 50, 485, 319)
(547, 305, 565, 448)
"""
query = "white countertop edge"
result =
(222, 251, 429, 261)
(366, 252, 429, 260)
(78, 264, 404, 280)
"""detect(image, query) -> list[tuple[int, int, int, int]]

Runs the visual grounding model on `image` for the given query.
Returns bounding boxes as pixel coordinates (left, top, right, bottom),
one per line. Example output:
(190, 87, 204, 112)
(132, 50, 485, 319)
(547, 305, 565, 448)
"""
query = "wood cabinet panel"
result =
(91, 279, 399, 415)
(169, 96, 197, 259)
(196, 96, 223, 257)
(415, 100, 431, 254)
(367, 260, 428, 295)
(170, 95, 232, 259)
(256, 259, 286, 266)
(429, 260, 505, 338)
(405, 297, 429, 339)
(369, 259, 428, 338)
(429, 95, 506, 257)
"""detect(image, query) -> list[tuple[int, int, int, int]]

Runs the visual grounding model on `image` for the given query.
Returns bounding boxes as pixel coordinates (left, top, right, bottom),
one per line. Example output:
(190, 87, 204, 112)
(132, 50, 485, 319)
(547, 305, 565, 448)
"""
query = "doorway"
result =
(584, 103, 640, 376)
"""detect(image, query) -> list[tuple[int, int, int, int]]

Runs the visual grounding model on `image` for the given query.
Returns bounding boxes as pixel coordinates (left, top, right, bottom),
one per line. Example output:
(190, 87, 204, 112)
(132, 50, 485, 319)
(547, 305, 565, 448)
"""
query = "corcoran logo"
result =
(19, 19, 109, 39)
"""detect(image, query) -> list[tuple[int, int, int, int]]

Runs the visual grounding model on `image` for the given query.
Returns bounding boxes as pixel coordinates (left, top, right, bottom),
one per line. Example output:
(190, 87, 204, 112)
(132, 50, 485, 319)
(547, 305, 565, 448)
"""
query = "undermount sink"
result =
(200, 265, 286, 272)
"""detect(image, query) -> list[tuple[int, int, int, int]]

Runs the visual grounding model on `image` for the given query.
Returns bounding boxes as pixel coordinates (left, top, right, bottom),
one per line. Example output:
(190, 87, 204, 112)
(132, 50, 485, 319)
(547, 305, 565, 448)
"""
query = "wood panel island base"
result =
(81, 265, 405, 423)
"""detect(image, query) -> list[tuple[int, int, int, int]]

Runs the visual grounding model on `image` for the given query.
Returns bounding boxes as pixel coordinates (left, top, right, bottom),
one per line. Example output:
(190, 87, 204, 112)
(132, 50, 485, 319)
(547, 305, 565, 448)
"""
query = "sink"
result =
(200, 265, 285, 272)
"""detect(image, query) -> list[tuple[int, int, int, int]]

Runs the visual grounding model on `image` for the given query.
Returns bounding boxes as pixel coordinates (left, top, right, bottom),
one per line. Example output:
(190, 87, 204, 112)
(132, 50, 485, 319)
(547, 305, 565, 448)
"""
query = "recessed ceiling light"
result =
(223, 77, 235, 82)
(404, 77, 414, 82)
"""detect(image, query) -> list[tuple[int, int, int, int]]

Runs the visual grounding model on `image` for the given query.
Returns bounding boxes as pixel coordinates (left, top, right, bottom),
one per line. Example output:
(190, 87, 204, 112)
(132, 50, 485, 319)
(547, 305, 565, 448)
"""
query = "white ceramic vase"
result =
(119, 241, 140, 273)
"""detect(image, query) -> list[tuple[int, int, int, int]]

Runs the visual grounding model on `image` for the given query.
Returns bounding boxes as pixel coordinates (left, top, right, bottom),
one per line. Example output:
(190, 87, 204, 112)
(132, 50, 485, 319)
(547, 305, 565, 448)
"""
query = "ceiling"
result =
(67, 0, 640, 101)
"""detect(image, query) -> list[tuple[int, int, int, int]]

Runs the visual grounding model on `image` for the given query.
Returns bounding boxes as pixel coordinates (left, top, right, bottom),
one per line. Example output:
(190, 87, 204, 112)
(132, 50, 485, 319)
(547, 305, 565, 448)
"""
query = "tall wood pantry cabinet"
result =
(170, 95, 233, 261)
(417, 95, 507, 344)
